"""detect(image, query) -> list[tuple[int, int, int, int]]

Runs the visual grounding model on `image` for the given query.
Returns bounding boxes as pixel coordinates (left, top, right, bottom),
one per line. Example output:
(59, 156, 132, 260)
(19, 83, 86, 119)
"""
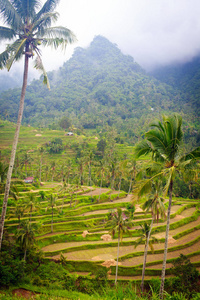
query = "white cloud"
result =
(1, 0, 200, 79)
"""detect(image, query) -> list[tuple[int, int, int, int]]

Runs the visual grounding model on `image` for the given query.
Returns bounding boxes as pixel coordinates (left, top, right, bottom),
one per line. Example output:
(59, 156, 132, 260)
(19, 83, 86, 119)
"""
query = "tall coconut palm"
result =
(13, 200, 26, 228)
(25, 193, 40, 222)
(20, 152, 33, 177)
(127, 159, 137, 195)
(0, 0, 77, 250)
(46, 193, 57, 233)
(134, 222, 158, 291)
(38, 146, 45, 183)
(107, 208, 132, 285)
(116, 160, 128, 198)
(139, 180, 166, 293)
(134, 114, 200, 299)
(95, 158, 107, 203)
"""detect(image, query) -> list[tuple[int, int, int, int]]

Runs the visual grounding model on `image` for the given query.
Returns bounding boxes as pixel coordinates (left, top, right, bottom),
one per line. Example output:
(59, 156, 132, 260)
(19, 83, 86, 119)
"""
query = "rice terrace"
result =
(0, 0, 200, 299)
(0, 119, 200, 299)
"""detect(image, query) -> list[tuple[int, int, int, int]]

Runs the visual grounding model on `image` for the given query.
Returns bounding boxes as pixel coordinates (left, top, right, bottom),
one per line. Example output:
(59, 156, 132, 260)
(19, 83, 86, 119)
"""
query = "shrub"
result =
(149, 278, 161, 294)
(0, 251, 24, 286)
(165, 292, 189, 300)
(169, 254, 199, 297)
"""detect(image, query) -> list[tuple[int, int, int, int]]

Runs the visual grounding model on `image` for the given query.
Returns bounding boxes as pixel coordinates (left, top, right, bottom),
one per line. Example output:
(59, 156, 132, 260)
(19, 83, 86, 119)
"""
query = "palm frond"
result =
(163, 166, 175, 197)
(41, 26, 77, 42)
(6, 38, 26, 71)
(182, 168, 199, 183)
(146, 129, 167, 158)
(40, 28, 77, 50)
(33, 12, 59, 33)
(12, 0, 39, 20)
(0, 0, 22, 30)
(134, 140, 152, 159)
(150, 119, 165, 134)
(36, 0, 60, 20)
(134, 171, 163, 198)
(180, 146, 200, 162)
(145, 161, 163, 177)
(34, 50, 50, 89)
(0, 49, 9, 69)
(0, 26, 16, 40)
(41, 37, 67, 50)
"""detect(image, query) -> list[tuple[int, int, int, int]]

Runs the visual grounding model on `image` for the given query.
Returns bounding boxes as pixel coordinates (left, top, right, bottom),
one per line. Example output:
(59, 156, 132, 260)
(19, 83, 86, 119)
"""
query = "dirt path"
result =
(49, 228, 200, 263)
(82, 187, 110, 196)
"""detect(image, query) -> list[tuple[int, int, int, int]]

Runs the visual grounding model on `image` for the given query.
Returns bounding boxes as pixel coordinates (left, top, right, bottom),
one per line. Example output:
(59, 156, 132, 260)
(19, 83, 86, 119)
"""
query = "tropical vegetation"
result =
(0, 0, 76, 250)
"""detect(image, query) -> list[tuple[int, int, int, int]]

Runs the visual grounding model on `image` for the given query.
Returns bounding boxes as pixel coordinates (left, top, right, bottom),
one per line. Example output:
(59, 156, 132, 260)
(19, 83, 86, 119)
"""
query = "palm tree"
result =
(109, 157, 118, 191)
(139, 180, 166, 293)
(95, 159, 107, 203)
(0, 0, 77, 250)
(20, 152, 33, 177)
(0, 162, 8, 183)
(25, 193, 40, 222)
(127, 160, 137, 195)
(50, 161, 56, 181)
(16, 219, 38, 261)
(46, 193, 57, 233)
(12, 201, 26, 228)
(116, 160, 128, 198)
(134, 114, 200, 299)
(86, 150, 93, 186)
(134, 222, 158, 291)
(38, 146, 45, 183)
(107, 208, 132, 285)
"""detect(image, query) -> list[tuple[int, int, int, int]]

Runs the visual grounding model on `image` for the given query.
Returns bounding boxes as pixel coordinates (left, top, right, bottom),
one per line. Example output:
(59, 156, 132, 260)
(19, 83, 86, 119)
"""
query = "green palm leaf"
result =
(0, 0, 76, 253)
(134, 140, 152, 159)
(0, 26, 16, 40)
(0, 0, 22, 30)
(42, 26, 77, 42)
(34, 50, 50, 89)
(180, 146, 200, 162)
(0, 49, 9, 69)
(13, 0, 39, 19)
(33, 11, 59, 33)
(35, 0, 60, 20)
(6, 38, 26, 70)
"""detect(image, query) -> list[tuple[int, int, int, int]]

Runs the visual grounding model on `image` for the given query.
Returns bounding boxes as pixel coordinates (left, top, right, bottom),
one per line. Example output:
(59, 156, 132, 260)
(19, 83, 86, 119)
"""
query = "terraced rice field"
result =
(5, 183, 200, 281)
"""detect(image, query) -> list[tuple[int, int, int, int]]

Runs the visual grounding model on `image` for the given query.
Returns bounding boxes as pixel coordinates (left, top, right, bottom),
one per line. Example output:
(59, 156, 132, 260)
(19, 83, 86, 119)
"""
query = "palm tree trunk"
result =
(128, 176, 133, 195)
(24, 248, 27, 261)
(115, 235, 120, 285)
(159, 180, 173, 299)
(0, 51, 29, 250)
(141, 218, 154, 293)
(51, 207, 53, 233)
(98, 176, 103, 203)
(118, 176, 122, 198)
(39, 156, 42, 183)
(70, 195, 73, 208)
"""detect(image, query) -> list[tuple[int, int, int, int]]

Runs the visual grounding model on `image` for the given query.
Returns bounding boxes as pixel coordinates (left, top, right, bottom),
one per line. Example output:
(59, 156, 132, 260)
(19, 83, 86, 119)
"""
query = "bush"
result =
(169, 254, 199, 297)
(149, 278, 161, 294)
(165, 292, 189, 300)
(0, 251, 24, 286)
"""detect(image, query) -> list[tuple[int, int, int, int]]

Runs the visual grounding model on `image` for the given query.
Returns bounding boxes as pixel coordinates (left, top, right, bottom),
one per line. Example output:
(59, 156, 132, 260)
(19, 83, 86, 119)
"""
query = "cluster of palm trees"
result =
(0, 0, 77, 249)
(0, 2, 199, 299)
(134, 114, 200, 299)
(107, 114, 199, 299)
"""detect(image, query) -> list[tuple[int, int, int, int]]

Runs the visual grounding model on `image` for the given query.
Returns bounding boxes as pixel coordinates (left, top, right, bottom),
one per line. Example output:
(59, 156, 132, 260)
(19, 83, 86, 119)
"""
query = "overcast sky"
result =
(1, 0, 200, 79)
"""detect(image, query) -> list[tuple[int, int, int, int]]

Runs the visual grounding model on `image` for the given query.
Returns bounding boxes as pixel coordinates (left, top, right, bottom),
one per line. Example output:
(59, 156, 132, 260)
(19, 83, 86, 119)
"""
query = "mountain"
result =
(0, 35, 198, 143)
(0, 73, 22, 92)
(150, 57, 200, 127)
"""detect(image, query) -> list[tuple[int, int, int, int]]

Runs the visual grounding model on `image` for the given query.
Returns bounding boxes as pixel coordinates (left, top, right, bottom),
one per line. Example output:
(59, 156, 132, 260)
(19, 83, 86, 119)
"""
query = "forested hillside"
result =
(151, 56, 200, 127)
(0, 35, 199, 145)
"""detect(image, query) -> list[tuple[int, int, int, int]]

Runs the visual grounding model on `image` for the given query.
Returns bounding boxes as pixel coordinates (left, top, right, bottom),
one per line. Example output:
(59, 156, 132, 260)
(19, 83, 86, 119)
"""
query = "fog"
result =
(1, 0, 200, 79)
